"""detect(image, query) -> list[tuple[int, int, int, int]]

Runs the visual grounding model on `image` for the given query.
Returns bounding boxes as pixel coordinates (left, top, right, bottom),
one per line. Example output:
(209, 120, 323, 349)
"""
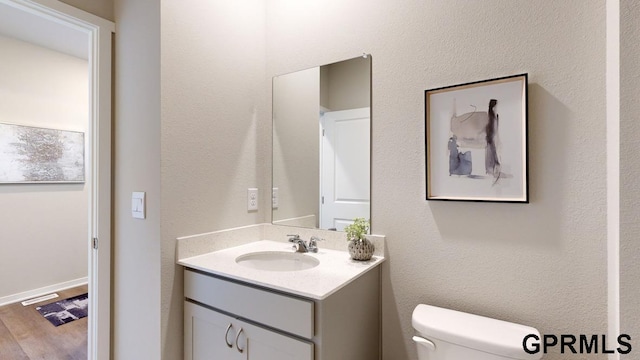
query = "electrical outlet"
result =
(247, 188, 258, 211)
(272, 187, 279, 209)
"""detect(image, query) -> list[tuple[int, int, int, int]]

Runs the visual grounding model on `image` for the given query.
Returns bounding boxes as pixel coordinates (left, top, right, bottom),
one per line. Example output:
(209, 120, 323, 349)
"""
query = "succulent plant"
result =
(344, 218, 370, 241)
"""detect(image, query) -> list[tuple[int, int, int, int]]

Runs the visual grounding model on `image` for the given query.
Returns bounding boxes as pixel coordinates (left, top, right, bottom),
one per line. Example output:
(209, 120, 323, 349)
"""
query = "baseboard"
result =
(0, 277, 88, 307)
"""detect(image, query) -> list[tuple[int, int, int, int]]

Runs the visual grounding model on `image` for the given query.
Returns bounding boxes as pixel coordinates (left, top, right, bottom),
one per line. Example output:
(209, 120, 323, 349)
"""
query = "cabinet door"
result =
(239, 319, 314, 360)
(185, 301, 246, 360)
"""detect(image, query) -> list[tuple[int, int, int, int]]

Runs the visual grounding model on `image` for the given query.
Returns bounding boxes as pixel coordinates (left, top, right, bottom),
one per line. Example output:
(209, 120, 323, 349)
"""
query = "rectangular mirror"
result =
(272, 55, 371, 231)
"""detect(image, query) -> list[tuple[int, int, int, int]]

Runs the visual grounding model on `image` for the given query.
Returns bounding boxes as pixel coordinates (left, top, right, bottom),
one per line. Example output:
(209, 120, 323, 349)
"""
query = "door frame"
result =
(0, 1, 114, 359)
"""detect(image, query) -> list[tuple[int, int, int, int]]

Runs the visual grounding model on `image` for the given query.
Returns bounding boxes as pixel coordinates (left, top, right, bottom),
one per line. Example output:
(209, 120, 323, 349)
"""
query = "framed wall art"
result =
(0, 123, 85, 183)
(425, 74, 528, 203)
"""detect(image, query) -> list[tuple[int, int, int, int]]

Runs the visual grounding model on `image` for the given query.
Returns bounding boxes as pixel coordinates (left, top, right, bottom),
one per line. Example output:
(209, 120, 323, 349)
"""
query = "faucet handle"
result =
(287, 234, 301, 242)
(308, 236, 324, 253)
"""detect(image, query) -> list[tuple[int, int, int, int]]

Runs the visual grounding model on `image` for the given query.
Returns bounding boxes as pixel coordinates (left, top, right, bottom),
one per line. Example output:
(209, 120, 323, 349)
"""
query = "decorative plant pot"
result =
(348, 238, 375, 261)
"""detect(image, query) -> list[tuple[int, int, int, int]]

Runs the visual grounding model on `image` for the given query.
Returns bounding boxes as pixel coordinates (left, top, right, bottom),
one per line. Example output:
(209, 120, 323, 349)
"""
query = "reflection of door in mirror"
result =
(272, 56, 371, 230)
(320, 108, 370, 231)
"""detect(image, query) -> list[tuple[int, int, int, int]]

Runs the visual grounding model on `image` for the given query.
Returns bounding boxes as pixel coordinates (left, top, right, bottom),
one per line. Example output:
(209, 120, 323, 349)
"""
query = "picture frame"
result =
(0, 122, 85, 184)
(425, 74, 528, 203)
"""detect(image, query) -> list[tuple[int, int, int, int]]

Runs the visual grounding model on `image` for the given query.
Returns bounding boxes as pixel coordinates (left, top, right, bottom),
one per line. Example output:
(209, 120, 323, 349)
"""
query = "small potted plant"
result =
(345, 218, 374, 261)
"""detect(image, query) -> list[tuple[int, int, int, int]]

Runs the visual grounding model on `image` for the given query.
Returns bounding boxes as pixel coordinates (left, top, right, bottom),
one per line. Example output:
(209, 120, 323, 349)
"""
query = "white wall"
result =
(113, 0, 161, 358)
(160, 1, 267, 358)
(620, 0, 640, 348)
(0, 35, 88, 300)
(267, 1, 607, 359)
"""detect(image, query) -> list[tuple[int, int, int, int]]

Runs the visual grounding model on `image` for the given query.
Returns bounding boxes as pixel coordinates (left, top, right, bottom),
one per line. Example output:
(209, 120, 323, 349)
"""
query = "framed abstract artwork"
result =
(0, 123, 85, 183)
(425, 74, 528, 202)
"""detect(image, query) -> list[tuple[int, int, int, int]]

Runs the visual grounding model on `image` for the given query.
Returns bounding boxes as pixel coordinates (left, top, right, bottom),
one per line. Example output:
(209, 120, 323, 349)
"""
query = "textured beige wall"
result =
(0, 35, 88, 299)
(267, 1, 607, 359)
(115, 1, 617, 359)
(59, 0, 113, 21)
(113, 0, 161, 358)
(620, 0, 640, 350)
(160, 1, 267, 358)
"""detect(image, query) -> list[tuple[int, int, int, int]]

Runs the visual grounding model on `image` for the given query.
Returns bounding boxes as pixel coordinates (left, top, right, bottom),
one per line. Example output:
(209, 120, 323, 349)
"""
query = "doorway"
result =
(0, 0, 113, 359)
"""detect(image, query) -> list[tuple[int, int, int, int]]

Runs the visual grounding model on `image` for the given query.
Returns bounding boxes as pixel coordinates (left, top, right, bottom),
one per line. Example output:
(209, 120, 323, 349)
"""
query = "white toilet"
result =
(412, 304, 543, 360)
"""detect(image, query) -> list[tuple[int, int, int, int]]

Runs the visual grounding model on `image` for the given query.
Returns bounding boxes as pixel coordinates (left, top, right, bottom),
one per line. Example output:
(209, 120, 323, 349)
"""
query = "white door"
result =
(320, 108, 370, 230)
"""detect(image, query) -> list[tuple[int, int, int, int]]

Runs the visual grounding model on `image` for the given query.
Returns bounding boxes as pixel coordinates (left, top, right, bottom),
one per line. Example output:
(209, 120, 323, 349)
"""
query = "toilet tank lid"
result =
(412, 304, 542, 360)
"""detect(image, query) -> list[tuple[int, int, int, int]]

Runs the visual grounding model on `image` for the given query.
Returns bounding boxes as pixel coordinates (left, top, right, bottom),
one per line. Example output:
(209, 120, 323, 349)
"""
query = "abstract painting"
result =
(0, 123, 85, 183)
(425, 74, 528, 202)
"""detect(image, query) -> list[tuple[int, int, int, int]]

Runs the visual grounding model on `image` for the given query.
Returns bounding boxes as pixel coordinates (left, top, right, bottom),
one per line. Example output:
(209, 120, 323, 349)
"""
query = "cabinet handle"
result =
(224, 323, 233, 348)
(235, 327, 245, 353)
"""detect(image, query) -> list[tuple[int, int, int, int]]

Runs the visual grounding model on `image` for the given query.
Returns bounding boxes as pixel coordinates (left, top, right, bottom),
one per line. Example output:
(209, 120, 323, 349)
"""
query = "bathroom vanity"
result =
(179, 239, 383, 360)
(178, 53, 378, 359)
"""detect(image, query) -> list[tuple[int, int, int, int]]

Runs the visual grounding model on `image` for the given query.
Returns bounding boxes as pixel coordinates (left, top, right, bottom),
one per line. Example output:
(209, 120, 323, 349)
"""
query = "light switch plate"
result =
(132, 191, 145, 219)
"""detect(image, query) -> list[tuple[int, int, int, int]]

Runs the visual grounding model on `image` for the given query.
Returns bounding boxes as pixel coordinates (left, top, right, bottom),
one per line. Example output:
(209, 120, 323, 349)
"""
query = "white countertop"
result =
(178, 240, 384, 300)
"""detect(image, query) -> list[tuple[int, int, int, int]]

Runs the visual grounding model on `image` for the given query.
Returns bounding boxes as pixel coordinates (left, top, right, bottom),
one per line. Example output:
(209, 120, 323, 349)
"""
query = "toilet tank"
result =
(412, 304, 542, 360)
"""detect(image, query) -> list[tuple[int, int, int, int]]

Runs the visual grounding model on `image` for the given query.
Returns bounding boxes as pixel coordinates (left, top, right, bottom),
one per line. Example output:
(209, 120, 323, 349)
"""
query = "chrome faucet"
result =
(288, 234, 309, 253)
(288, 234, 324, 253)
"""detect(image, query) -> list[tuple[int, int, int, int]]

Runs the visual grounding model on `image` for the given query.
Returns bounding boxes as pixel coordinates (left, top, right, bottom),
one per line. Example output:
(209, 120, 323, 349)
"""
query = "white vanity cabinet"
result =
(183, 267, 380, 360)
(184, 269, 314, 360)
(185, 301, 313, 360)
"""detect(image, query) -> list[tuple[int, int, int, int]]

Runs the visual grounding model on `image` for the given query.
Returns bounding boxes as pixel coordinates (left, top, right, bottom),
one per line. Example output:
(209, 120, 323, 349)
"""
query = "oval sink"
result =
(235, 251, 320, 272)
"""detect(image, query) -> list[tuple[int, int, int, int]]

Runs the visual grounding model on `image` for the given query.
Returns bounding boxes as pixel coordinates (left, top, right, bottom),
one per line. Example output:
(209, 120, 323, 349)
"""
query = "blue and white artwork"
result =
(0, 123, 85, 183)
(426, 74, 528, 202)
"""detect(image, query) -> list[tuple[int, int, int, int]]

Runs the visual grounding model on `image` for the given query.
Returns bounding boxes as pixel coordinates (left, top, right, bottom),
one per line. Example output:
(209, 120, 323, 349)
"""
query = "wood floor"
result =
(0, 286, 88, 360)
